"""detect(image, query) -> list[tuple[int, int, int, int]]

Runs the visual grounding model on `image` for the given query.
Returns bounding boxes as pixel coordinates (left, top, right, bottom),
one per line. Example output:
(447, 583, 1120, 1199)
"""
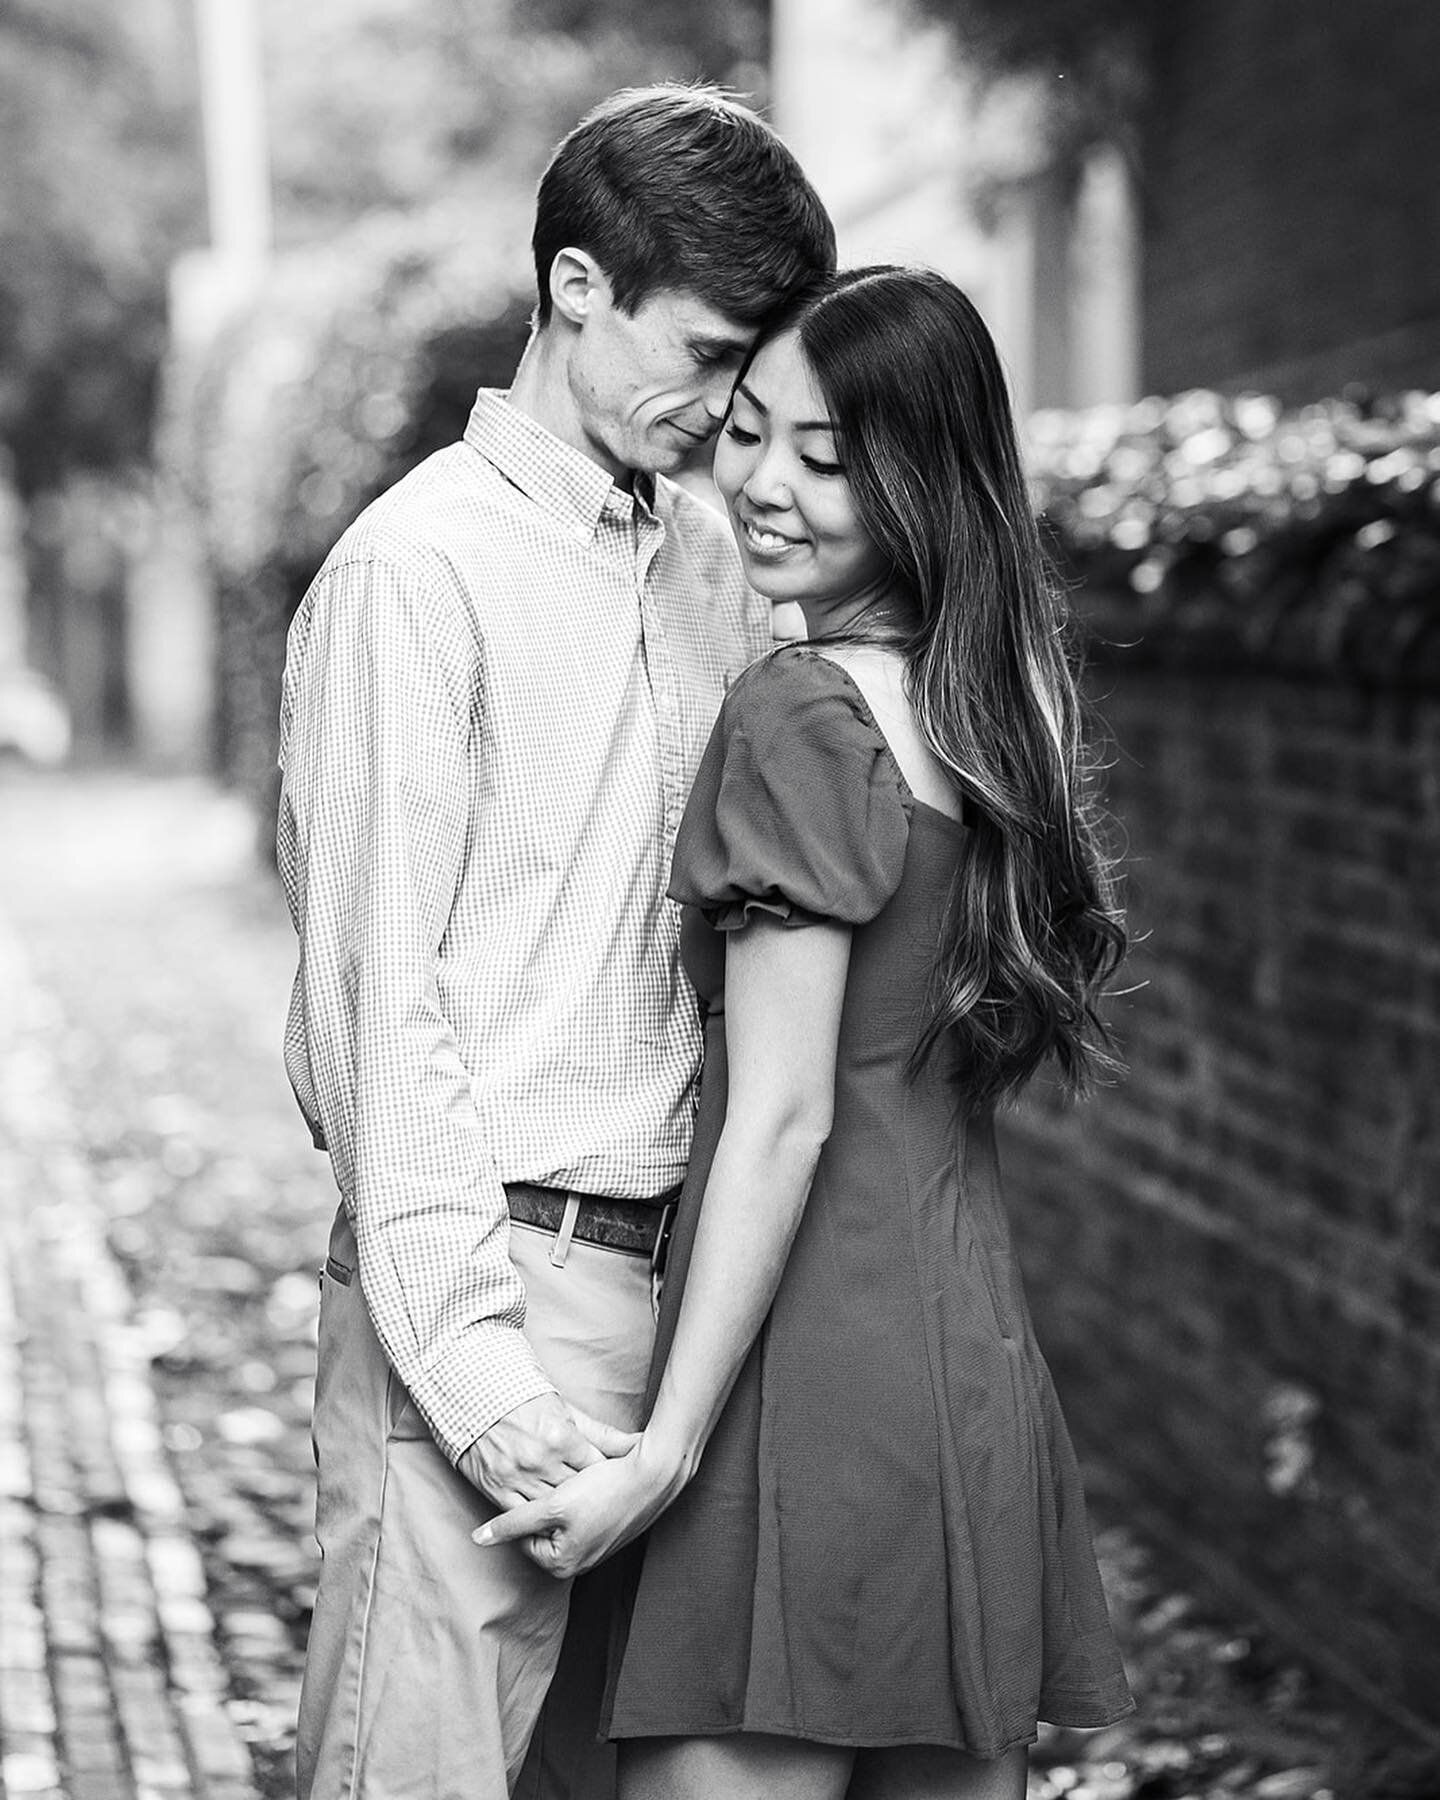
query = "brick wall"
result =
(1001, 648, 1440, 1733)
(1141, 0, 1440, 402)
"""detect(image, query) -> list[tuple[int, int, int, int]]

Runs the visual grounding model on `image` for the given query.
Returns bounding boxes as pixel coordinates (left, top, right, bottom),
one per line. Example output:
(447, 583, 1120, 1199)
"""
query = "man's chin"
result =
(642, 440, 710, 480)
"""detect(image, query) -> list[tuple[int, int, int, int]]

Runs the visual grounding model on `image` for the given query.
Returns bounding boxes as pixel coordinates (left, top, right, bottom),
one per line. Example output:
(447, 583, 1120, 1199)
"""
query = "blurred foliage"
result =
(0, 0, 201, 495)
(524, 0, 767, 78)
(175, 202, 534, 822)
(904, 0, 1151, 160)
(1026, 388, 1440, 680)
(260, 0, 769, 244)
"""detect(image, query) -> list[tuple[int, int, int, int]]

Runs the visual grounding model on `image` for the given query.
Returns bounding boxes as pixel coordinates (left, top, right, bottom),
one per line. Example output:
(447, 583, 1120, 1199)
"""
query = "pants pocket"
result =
(385, 1369, 428, 1441)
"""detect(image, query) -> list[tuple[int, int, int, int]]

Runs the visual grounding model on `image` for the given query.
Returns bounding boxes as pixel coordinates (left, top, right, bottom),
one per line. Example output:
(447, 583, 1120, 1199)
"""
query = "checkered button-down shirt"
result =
(277, 389, 768, 1462)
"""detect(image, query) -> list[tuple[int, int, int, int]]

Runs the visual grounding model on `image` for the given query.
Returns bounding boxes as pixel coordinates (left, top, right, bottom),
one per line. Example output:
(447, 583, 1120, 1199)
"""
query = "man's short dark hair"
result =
(533, 83, 836, 327)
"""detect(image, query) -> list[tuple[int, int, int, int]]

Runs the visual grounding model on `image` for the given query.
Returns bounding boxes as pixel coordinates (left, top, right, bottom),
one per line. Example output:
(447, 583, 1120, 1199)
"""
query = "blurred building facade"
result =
(1141, 0, 1440, 402)
(775, 0, 1440, 411)
(771, 0, 1142, 416)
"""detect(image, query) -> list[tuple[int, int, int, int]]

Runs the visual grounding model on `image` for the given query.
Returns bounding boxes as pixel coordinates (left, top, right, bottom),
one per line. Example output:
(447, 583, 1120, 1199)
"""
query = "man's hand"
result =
(472, 1433, 683, 1581)
(457, 1394, 637, 1510)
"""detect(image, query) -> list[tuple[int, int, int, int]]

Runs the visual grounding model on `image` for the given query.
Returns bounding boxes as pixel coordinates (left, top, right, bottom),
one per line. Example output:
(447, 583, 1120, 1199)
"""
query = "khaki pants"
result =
(297, 1205, 654, 1800)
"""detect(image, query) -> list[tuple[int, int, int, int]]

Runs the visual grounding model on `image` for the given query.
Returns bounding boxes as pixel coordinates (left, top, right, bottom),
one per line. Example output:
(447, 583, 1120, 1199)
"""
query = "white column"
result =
(127, 0, 274, 771)
(0, 464, 26, 669)
(1067, 144, 1142, 406)
(194, 0, 273, 271)
(0, 461, 71, 765)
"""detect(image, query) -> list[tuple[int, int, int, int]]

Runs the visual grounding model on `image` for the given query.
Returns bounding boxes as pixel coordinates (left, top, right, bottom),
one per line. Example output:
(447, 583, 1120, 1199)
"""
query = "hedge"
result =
(1025, 387, 1440, 686)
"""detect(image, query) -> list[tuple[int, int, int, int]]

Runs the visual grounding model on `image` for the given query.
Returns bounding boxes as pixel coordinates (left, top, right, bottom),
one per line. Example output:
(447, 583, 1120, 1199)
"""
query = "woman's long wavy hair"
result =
(756, 266, 1125, 1105)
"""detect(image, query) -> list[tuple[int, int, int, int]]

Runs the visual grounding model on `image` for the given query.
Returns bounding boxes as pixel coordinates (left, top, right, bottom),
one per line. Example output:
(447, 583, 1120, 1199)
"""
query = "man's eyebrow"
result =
(733, 382, 835, 433)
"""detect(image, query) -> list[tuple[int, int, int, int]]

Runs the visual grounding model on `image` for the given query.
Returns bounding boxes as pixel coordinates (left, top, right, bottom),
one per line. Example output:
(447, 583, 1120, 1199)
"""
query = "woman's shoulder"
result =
(722, 642, 887, 741)
(712, 646, 907, 814)
(673, 646, 913, 928)
(726, 643, 968, 828)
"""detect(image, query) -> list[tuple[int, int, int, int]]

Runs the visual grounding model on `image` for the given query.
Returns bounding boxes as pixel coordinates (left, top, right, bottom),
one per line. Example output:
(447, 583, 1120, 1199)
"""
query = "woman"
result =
(479, 267, 1134, 1798)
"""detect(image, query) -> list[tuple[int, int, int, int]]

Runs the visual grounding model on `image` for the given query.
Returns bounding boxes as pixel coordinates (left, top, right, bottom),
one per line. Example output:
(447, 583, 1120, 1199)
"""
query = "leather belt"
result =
(505, 1182, 677, 1257)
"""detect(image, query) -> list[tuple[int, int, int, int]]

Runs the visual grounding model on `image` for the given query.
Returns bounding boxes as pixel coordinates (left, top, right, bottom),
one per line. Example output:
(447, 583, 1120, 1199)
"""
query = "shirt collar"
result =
(463, 389, 659, 540)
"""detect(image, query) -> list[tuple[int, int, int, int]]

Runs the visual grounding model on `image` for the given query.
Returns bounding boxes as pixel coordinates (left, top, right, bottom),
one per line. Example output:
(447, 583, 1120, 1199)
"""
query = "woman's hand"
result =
(471, 1433, 685, 1581)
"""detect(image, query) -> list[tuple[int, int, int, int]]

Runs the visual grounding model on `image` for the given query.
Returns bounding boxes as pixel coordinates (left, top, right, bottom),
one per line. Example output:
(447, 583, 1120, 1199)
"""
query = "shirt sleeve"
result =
(277, 549, 556, 1462)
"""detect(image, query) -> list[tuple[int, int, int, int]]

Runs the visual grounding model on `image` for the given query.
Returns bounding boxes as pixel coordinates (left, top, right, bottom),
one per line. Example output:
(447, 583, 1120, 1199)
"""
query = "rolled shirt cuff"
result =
(410, 1321, 560, 1466)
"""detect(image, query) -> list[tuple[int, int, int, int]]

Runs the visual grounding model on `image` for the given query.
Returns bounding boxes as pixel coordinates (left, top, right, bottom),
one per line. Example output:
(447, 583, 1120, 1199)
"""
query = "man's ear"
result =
(548, 247, 608, 328)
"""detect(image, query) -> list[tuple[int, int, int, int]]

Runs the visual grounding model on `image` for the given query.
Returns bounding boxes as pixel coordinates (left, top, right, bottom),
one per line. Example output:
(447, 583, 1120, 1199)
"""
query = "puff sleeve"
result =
(669, 649, 911, 930)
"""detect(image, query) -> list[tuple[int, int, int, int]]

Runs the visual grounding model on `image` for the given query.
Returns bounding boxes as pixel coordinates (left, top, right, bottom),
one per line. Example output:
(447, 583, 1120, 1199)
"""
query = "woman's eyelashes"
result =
(722, 421, 844, 478)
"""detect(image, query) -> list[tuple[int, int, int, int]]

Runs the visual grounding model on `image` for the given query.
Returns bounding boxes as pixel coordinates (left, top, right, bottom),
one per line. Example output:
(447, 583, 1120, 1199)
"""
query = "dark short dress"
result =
(605, 646, 1133, 1757)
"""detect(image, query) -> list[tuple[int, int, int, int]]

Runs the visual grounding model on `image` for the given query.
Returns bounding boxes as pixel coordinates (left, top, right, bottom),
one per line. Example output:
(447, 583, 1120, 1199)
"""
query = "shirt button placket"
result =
(635, 517, 686, 853)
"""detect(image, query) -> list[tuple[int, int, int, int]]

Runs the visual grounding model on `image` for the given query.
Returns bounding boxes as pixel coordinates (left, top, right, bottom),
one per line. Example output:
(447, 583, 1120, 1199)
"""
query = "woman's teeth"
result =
(744, 521, 798, 551)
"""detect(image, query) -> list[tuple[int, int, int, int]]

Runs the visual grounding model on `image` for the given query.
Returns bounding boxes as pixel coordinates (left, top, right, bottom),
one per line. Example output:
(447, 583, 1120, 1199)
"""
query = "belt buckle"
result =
(649, 1201, 675, 1319)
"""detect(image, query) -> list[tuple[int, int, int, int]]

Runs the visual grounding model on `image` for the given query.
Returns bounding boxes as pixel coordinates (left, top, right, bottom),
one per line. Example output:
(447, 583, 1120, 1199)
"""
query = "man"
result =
(277, 84, 835, 1800)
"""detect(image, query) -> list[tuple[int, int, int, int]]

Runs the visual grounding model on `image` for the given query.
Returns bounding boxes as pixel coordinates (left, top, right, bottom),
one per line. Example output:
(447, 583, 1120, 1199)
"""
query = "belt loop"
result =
(549, 1194, 582, 1268)
(650, 1201, 675, 1318)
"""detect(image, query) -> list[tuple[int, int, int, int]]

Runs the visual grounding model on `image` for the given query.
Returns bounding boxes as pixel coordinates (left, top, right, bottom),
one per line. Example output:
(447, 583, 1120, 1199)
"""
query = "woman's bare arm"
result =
(475, 913, 851, 1576)
(644, 912, 850, 1478)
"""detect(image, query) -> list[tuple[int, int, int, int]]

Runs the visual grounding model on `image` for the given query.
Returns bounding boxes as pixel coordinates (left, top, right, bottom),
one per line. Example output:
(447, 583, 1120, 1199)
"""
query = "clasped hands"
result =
(461, 1391, 682, 1581)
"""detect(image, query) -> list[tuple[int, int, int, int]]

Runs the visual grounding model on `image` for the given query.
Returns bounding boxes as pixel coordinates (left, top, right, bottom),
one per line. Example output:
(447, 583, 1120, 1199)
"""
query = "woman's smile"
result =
(738, 515, 807, 556)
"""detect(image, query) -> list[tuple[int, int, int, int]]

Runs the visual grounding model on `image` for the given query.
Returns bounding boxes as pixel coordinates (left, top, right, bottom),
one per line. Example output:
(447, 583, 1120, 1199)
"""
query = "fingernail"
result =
(472, 1526, 494, 1546)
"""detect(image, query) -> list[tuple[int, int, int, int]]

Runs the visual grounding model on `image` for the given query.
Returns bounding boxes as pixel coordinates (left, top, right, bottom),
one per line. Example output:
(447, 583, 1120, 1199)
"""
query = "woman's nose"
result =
(743, 451, 791, 509)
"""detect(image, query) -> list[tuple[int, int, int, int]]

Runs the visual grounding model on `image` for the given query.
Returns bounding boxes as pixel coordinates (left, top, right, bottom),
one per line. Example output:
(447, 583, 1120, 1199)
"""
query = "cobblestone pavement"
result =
(0, 771, 330, 1800)
(0, 768, 1431, 1800)
(1, 921, 260, 1800)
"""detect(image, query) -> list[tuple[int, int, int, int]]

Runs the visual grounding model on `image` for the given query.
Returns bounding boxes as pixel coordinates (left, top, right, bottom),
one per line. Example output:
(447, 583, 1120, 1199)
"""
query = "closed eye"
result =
(692, 342, 747, 372)
(725, 422, 761, 446)
(802, 457, 845, 476)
